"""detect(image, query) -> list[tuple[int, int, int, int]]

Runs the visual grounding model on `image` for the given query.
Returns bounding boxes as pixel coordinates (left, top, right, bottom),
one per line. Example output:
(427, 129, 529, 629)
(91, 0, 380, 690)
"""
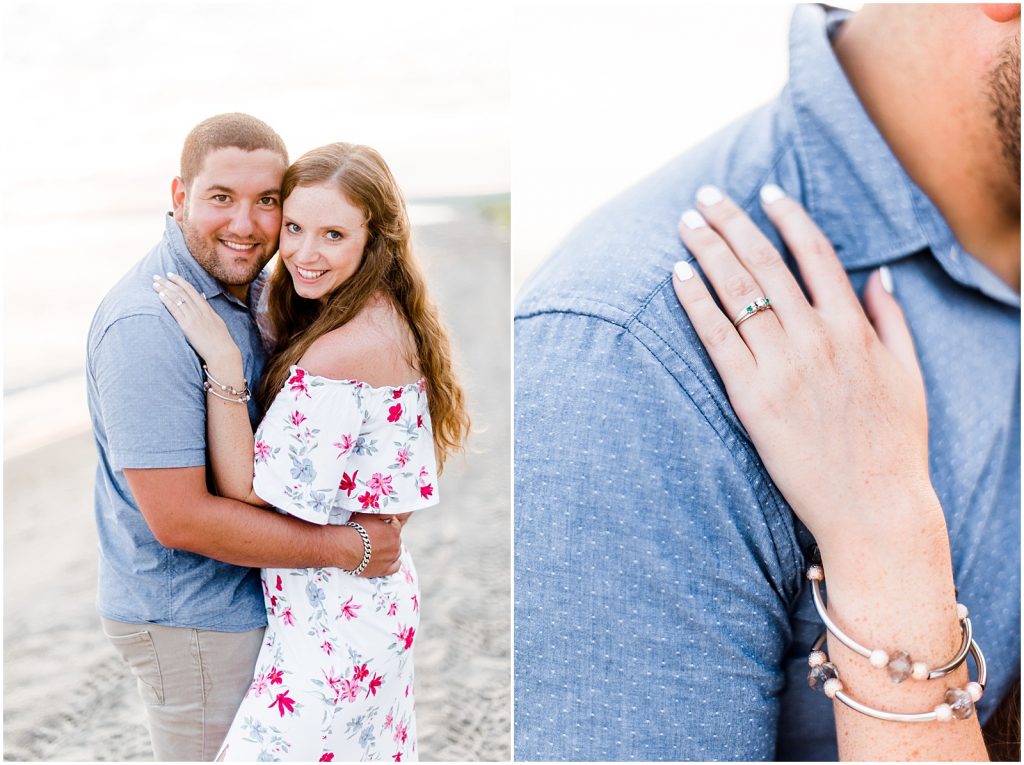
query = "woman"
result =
(153, 142, 469, 761)
(671, 184, 999, 760)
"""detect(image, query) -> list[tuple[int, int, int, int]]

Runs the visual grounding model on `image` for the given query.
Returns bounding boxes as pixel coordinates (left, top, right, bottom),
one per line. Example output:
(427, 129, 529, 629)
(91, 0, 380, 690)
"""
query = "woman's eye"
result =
(285, 222, 301, 234)
(326, 230, 343, 241)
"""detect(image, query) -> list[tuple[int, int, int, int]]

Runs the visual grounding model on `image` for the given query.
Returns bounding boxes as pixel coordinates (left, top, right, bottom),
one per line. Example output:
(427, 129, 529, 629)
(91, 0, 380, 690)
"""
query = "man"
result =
(87, 113, 402, 761)
(515, 5, 1019, 761)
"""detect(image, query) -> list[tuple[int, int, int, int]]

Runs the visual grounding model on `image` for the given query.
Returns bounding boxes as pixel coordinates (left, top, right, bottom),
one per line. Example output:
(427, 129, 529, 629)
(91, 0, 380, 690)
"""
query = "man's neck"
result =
(834, 6, 1020, 292)
(226, 283, 249, 302)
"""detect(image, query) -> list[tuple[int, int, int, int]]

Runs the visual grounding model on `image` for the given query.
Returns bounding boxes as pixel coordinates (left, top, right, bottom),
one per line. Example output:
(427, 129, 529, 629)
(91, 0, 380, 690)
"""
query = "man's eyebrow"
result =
(203, 184, 282, 197)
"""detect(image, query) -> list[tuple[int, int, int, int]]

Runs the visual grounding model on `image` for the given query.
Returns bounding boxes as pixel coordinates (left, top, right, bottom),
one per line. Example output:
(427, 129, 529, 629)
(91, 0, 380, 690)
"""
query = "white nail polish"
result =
(680, 209, 707, 230)
(166, 271, 177, 277)
(159, 291, 166, 297)
(879, 265, 894, 294)
(696, 185, 724, 206)
(152, 274, 162, 281)
(673, 260, 695, 281)
(760, 184, 786, 205)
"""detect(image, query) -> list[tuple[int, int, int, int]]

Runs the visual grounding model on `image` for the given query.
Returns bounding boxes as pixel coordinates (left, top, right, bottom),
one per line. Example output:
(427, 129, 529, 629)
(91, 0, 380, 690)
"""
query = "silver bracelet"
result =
(808, 631, 987, 722)
(807, 564, 971, 682)
(203, 364, 251, 402)
(343, 521, 372, 576)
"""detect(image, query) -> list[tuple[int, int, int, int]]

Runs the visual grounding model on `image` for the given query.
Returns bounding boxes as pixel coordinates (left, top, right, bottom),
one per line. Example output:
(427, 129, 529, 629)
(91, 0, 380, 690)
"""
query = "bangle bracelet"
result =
(343, 521, 372, 576)
(808, 631, 987, 722)
(204, 381, 252, 403)
(203, 364, 250, 397)
(807, 565, 971, 682)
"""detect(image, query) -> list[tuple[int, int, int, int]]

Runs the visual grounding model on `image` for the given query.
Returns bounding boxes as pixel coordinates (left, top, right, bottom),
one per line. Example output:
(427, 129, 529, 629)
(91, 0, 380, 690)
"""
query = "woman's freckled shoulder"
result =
(299, 294, 417, 384)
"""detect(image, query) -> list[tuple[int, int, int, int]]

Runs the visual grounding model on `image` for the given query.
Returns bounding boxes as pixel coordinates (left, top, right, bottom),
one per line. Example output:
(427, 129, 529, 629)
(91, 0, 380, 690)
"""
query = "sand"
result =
(2, 202, 511, 761)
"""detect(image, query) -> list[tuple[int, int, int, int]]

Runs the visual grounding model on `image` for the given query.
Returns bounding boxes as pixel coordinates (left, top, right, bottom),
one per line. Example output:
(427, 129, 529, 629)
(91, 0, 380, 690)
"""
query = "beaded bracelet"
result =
(806, 564, 971, 682)
(203, 365, 251, 404)
(808, 631, 987, 723)
(343, 521, 372, 576)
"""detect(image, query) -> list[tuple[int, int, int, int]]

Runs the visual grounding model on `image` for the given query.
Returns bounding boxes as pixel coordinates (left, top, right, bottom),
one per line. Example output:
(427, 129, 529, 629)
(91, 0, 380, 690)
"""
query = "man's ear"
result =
(980, 4, 1021, 23)
(171, 176, 187, 222)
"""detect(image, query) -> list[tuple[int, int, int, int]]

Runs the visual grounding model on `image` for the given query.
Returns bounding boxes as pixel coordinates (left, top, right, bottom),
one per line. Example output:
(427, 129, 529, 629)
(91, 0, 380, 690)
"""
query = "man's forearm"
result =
(163, 492, 360, 569)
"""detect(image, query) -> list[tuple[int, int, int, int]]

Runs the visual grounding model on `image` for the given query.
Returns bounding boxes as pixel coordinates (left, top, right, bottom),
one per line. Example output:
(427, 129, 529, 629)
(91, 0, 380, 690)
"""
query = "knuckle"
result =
(747, 243, 782, 269)
(703, 319, 735, 349)
(724, 271, 758, 298)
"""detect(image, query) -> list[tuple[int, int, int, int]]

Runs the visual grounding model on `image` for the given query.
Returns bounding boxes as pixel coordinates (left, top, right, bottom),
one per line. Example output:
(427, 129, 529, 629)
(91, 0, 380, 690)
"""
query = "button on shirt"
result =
(88, 213, 268, 631)
(514, 5, 1020, 761)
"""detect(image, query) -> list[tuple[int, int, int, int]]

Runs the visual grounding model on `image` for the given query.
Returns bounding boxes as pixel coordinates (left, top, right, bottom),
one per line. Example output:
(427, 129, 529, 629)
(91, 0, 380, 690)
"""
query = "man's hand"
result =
(341, 513, 403, 577)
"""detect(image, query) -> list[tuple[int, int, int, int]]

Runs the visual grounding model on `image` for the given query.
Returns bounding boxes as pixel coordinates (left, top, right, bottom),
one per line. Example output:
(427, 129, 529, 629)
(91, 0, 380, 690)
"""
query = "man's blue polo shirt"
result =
(514, 5, 1020, 760)
(87, 213, 268, 631)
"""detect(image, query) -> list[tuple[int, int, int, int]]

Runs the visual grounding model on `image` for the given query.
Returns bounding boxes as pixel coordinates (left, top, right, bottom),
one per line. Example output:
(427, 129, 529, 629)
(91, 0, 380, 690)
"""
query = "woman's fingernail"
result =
(152, 274, 162, 281)
(680, 209, 707, 230)
(166, 271, 177, 277)
(760, 184, 786, 205)
(696, 185, 724, 207)
(158, 291, 166, 298)
(879, 265, 894, 294)
(673, 260, 695, 281)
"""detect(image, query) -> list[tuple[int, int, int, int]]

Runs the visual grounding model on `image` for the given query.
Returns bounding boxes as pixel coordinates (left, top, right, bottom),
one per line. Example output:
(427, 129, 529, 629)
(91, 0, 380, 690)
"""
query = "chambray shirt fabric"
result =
(514, 5, 1021, 761)
(87, 213, 268, 631)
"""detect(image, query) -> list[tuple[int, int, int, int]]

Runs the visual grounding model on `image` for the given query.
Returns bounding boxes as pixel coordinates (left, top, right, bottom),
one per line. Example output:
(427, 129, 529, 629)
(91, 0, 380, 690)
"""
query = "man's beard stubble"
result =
(988, 32, 1021, 189)
(180, 213, 270, 288)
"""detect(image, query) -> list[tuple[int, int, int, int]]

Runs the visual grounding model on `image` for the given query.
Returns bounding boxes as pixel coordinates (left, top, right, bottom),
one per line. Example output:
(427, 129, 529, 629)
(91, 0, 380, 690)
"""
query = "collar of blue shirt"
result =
(161, 211, 256, 310)
(788, 5, 1019, 308)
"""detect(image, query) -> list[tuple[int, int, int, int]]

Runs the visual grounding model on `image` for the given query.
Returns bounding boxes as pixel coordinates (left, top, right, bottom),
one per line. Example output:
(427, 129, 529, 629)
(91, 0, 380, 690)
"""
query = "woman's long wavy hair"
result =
(256, 143, 469, 469)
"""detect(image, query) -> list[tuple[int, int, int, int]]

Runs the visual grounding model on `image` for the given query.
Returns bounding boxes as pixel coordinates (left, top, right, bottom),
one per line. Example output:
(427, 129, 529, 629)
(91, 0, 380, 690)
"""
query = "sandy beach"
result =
(2, 201, 511, 761)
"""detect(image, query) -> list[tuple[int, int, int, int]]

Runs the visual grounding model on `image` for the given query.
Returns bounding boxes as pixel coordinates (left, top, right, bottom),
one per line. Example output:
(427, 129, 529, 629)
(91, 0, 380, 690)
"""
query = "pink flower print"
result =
(250, 673, 269, 697)
(287, 368, 310, 398)
(405, 684, 410, 697)
(411, 594, 419, 612)
(387, 601, 398, 616)
(261, 577, 270, 597)
(334, 434, 354, 457)
(340, 595, 362, 620)
(281, 608, 295, 626)
(320, 755, 334, 762)
(419, 483, 434, 500)
(369, 472, 394, 497)
(395, 720, 409, 743)
(270, 595, 278, 610)
(338, 470, 358, 496)
(268, 690, 296, 717)
(321, 640, 333, 656)
(417, 414, 423, 428)
(323, 668, 344, 703)
(339, 678, 362, 703)
(275, 575, 283, 592)
(267, 667, 284, 685)
(388, 403, 403, 423)
(392, 388, 403, 399)
(402, 564, 414, 584)
(366, 673, 383, 698)
(352, 663, 369, 682)
(418, 466, 429, 480)
(384, 711, 394, 729)
(395, 447, 411, 467)
(289, 410, 307, 427)
(392, 754, 402, 763)
(254, 439, 271, 463)
(394, 624, 415, 650)
(358, 491, 380, 510)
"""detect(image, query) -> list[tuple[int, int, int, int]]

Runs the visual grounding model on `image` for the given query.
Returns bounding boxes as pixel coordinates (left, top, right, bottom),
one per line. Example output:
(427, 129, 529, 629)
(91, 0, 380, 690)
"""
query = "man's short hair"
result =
(180, 113, 288, 187)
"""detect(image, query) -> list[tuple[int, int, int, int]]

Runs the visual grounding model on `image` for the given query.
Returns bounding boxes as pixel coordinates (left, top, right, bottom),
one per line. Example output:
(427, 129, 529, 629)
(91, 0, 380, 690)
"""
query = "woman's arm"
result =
(154, 273, 268, 507)
(671, 185, 987, 761)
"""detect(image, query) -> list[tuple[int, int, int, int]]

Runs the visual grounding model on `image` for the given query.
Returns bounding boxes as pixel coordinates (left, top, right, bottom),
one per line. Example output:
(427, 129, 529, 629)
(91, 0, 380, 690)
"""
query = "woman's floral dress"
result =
(218, 366, 438, 762)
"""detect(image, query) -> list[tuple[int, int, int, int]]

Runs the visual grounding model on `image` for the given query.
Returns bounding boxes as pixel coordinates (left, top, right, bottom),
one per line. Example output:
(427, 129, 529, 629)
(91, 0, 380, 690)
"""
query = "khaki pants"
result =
(101, 617, 264, 761)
